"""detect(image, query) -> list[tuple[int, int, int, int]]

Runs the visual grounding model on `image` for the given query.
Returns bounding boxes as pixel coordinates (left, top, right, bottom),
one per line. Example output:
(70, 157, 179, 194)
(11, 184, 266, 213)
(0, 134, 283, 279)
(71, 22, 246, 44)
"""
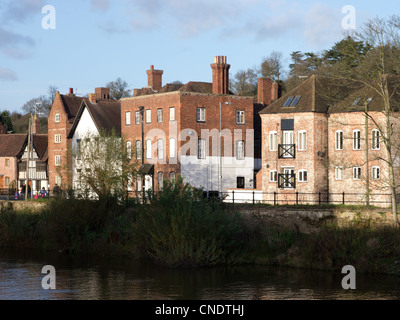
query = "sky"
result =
(0, 0, 399, 113)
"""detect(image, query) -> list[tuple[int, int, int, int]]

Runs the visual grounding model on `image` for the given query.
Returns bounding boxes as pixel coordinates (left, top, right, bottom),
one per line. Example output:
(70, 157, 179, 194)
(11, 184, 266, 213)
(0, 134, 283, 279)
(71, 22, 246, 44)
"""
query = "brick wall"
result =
(47, 92, 72, 189)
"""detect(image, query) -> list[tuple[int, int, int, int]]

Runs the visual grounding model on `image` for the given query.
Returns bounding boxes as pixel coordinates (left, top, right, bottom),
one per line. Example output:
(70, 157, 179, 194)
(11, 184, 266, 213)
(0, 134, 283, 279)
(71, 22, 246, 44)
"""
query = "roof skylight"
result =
(283, 96, 294, 107)
(290, 96, 302, 106)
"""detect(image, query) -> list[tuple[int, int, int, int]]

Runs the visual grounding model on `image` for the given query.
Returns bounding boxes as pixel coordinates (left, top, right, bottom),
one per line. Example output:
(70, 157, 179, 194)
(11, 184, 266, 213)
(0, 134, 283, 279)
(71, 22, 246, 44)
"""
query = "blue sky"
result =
(0, 0, 399, 113)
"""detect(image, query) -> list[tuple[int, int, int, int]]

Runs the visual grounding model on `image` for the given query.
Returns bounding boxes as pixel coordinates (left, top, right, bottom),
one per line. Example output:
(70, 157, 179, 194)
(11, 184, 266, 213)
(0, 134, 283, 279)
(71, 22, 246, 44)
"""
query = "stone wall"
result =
(237, 205, 396, 234)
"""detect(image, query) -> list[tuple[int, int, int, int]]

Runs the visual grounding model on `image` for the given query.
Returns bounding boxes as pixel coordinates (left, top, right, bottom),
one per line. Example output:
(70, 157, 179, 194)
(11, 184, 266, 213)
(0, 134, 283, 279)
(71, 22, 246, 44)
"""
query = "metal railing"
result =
(224, 189, 396, 207)
(278, 144, 296, 159)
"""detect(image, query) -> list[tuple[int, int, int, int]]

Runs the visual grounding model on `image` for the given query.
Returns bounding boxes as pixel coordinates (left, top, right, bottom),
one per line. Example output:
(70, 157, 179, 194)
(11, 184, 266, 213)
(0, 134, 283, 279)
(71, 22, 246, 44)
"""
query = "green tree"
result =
(0, 110, 13, 132)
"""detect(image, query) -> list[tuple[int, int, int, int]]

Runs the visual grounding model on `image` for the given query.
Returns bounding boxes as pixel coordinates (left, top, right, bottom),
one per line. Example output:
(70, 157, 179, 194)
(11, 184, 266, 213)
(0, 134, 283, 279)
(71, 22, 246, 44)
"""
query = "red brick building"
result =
(121, 56, 277, 195)
(47, 87, 114, 189)
(259, 75, 400, 206)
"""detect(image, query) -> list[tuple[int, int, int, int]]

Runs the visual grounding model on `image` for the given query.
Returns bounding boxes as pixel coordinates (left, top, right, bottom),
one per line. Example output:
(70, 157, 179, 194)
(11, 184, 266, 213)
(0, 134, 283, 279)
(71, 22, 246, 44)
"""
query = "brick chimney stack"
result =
(32, 114, 40, 134)
(211, 56, 230, 95)
(68, 88, 74, 95)
(257, 78, 281, 105)
(95, 87, 110, 101)
(146, 65, 163, 91)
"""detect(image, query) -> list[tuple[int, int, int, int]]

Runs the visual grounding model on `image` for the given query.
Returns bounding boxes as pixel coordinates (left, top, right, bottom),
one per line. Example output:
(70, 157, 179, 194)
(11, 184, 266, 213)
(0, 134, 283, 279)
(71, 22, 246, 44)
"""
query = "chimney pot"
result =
(69, 88, 73, 94)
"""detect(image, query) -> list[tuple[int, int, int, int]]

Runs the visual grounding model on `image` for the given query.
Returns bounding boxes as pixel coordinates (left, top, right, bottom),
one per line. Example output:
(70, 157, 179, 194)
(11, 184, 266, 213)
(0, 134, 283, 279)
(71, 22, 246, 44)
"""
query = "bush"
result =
(132, 178, 246, 267)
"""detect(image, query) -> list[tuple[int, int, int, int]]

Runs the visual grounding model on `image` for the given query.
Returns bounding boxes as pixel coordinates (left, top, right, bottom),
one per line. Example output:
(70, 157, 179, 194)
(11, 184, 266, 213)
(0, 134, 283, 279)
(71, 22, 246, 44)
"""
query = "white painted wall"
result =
(180, 155, 255, 194)
(71, 107, 99, 197)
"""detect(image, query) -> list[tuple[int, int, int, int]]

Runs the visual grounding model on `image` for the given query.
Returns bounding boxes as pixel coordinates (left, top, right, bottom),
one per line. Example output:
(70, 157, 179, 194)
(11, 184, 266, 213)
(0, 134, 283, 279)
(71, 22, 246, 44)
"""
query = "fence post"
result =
(252, 190, 255, 205)
(232, 190, 235, 205)
(342, 192, 345, 205)
(274, 191, 277, 206)
(296, 191, 298, 205)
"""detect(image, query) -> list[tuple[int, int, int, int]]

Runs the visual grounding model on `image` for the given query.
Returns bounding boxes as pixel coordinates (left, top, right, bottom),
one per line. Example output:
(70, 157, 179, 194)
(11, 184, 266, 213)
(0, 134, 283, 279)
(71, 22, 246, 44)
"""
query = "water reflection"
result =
(0, 248, 399, 300)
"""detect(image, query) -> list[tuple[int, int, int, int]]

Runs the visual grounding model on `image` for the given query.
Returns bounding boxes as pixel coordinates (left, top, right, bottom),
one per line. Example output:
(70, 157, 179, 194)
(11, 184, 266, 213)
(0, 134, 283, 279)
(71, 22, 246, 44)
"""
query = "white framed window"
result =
(55, 155, 61, 166)
(55, 113, 60, 123)
(136, 140, 141, 160)
(270, 170, 277, 182)
(335, 166, 343, 180)
(371, 166, 380, 180)
(353, 167, 361, 180)
(169, 107, 175, 121)
(146, 139, 152, 159)
(55, 175, 62, 186)
(353, 130, 361, 150)
(145, 109, 151, 123)
(135, 111, 140, 125)
(125, 111, 131, 126)
(198, 139, 206, 159)
(335, 130, 343, 150)
(236, 140, 245, 160)
(236, 110, 245, 124)
(196, 107, 206, 122)
(298, 130, 307, 151)
(372, 129, 380, 150)
(54, 134, 61, 144)
(269, 131, 278, 151)
(126, 141, 132, 160)
(157, 139, 164, 159)
(157, 108, 163, 122)
(169, 138, 176, 158)
(170, 171, 176, 182)
(298, 169, 308, 182)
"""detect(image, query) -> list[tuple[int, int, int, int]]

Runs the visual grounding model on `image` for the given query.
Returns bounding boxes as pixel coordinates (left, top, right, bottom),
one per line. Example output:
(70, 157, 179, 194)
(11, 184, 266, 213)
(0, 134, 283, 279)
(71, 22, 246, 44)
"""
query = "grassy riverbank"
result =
(1, 181, 400, 275)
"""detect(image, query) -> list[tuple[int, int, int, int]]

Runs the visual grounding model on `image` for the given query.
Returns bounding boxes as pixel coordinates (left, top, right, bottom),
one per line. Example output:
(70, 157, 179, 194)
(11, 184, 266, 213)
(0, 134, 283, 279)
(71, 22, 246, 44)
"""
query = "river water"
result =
(0, 248, 399, 300)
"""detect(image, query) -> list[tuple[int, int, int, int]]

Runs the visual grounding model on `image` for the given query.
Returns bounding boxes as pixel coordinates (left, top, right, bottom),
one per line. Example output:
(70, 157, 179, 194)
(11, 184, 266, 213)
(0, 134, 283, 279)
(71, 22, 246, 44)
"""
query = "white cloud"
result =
(303, 3, 343, 48)
(0, 68, 18, 81)
(90, 0, 110, 11)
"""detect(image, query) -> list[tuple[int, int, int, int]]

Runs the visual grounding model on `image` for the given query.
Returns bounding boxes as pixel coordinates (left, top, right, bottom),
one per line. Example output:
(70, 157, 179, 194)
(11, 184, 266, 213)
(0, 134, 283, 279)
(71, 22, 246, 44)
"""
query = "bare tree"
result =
(106, 78, 132, 100)
(327, 16, 400, 226)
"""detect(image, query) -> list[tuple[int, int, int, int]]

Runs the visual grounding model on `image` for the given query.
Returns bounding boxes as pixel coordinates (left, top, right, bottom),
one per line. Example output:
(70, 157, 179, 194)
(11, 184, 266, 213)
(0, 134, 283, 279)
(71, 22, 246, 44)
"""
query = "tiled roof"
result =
(329, 75, 400, 113)
(0, 134, 27, 157)
(68, 100, 121, 138)
(0, 133, 48, 160)
(259, 75, 356, 114)
(32, 134, 48, 160)
(60, 94, 87, 122)
(87, 100, 121, 135)
(134, 81, 234, 96)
